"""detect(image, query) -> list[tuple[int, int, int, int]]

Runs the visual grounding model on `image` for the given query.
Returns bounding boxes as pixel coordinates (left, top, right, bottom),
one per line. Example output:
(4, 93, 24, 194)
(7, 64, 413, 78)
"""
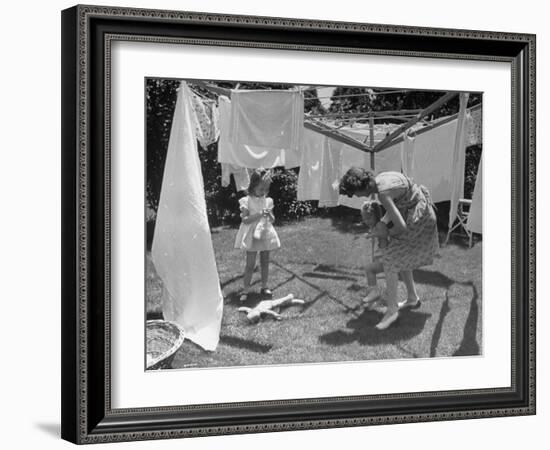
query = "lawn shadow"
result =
(429, 292, 451, 357)
(411, 269, 455, 289)
(303, 272, 358, 282)
(453, 282, 480, 356)
(319, 308, 431, 347)
(219, 335, 272, 353)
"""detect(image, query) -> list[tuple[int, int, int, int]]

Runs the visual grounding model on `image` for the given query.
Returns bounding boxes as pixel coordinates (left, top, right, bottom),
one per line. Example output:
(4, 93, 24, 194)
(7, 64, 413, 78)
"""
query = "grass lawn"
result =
(146, 216, 482, 369)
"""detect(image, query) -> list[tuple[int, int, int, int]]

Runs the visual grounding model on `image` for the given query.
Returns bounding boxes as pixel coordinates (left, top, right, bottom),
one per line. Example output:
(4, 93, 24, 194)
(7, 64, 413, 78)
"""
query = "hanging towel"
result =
(297, 128, 325, 201)
(448, 93, 470, 230)
(152, 82, 223, 352)
(218, 96, 299, 169)
(466, 155, 482, 234)
(221, 163, 251, 192)
(401, 129, 416, 177)
(318, 138, 344, 207)
(230, 89, 304, 153)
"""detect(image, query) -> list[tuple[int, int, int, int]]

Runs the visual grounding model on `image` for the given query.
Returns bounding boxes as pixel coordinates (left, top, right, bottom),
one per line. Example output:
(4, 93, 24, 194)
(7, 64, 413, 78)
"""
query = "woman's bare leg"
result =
(400, 270, 420, 301)
(375, 270, 399, 329)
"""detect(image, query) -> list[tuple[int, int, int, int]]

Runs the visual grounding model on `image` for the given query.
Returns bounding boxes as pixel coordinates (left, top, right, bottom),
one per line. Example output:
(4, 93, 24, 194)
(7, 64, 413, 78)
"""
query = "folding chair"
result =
(444, 198, 474, 248)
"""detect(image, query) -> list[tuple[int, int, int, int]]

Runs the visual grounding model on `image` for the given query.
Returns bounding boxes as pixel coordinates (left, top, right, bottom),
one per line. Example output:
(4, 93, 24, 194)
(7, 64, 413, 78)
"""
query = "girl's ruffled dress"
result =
(234, 196, 281, 252)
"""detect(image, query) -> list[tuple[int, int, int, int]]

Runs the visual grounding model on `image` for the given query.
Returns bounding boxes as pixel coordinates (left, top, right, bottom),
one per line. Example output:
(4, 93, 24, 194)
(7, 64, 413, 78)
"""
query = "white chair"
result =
(445, 198, 474, 248)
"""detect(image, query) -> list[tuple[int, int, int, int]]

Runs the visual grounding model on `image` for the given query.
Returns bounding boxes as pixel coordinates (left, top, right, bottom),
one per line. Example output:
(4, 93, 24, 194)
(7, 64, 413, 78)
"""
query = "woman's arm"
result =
(378, 192, 407, 235)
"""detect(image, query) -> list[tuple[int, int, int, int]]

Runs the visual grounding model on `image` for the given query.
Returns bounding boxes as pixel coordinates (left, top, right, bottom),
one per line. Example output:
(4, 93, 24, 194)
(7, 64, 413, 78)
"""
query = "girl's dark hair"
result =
(339, 167, 375, 197)
(361, 201, 383, 222)
(246, 169, 272, 196)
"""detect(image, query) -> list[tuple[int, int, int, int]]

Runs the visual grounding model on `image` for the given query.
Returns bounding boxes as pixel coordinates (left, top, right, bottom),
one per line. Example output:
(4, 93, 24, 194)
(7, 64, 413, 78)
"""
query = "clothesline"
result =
(190, 81, 479, 158)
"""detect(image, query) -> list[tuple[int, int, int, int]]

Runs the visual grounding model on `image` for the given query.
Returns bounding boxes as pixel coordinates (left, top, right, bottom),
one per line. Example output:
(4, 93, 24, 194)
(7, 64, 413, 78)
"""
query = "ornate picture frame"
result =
(61, 4, 536, 444)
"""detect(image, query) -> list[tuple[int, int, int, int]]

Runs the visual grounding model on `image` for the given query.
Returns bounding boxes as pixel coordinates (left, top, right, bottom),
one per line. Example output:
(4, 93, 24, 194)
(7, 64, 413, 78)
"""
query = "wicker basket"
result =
(146, 320, 185, 370)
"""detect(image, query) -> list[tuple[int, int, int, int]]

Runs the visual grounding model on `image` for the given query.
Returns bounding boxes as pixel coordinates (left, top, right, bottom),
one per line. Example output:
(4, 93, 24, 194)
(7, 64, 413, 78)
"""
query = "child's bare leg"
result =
(243, 251, 257, 292)
(365, 261, 383, 287)
(260, 251, 270, 289)
(363, 261, 384, 305)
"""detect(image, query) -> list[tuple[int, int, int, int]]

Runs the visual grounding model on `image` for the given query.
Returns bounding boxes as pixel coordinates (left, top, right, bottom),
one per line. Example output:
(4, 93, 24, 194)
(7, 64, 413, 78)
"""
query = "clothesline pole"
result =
(373, 91, 459, 153)
(304, 120, 372, 153)
(307, 109, 423, 119)
(375, 102, 482, 152)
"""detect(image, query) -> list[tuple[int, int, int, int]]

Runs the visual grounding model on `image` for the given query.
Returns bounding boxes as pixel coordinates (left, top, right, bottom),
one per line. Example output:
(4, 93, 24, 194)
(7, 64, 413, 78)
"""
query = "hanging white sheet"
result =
(221, 163, 251, 192)
(218, 96, 299, 169)
(152, 82, 223, 351)
(400, 130, 416, 177)
(230, 89, 304, 153)
(318, 138, 344, 207)
(448, 93, 470, 229)
(297, 128, 324, 201)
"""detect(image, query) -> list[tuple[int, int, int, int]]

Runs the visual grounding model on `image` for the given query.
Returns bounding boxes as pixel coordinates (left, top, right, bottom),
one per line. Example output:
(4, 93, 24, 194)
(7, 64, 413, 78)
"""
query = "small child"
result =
(361, 201, 389, 307)
(234, 170, 281, 302)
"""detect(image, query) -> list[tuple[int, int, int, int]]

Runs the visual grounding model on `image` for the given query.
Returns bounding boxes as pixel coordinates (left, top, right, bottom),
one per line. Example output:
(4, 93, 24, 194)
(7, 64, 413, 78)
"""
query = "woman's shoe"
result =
(375, 310, 399, 330)
(398, 297, 421, 310)
(239, 292, 250, 302)
(260, 288, 273, 298)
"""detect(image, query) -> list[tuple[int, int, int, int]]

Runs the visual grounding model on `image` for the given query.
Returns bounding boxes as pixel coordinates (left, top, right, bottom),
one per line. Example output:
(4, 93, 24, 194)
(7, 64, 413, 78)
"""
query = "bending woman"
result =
(339, 168, 439, 330)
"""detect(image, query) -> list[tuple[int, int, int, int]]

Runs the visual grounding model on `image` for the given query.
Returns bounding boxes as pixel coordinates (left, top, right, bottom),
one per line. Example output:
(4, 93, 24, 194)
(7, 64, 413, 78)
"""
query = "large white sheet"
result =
(230, 89, 304, 153)
(448, 93, 470, 229)
(151, 82, 223, 351)
(218, 96, 299, 169)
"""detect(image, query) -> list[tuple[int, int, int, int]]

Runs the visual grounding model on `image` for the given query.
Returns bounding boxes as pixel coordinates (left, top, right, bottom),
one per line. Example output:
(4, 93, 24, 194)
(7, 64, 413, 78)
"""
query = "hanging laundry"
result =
(400, 129, 416, 177)
(152, 82, 223, 352)
(297, 128, 325, 201)
(407, 119, 457, 203)
(466, 155, 482, 234)
(230, 89, 304, 153)
(448, 93, 470, 230)
(318, 138, 344, 207)
(218, 96, 299, 169)
(191, 93, 219, 148)
(221, 163, 251, 192)
(338, 142, 371, 210)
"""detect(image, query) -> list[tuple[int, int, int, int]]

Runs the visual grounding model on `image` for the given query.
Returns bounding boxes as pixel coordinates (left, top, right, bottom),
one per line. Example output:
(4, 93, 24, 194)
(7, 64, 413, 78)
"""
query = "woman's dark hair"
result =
(246, 169, 272, 196)
(339, 167, 375, 197)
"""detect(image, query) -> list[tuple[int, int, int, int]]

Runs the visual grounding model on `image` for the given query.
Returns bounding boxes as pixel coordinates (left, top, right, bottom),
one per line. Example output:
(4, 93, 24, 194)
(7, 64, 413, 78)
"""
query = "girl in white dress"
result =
(234, 170, 281, 301)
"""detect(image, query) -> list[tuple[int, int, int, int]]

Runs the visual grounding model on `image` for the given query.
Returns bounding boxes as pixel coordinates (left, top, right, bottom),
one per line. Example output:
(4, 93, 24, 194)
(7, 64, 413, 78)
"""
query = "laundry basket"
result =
(146, 320, 185, 370)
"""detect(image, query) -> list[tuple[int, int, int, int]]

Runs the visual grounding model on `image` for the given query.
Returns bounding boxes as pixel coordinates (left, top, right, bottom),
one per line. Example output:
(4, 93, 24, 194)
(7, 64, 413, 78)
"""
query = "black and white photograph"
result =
(145, 79, 483, 370)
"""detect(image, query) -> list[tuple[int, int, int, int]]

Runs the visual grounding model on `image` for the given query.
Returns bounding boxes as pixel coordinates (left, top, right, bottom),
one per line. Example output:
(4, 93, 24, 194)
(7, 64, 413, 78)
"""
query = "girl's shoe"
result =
(260, 288, 273, 298)
(398, 297, 421, 310)
(375, 310, 399, 330)
(362, 286, 383, 306)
